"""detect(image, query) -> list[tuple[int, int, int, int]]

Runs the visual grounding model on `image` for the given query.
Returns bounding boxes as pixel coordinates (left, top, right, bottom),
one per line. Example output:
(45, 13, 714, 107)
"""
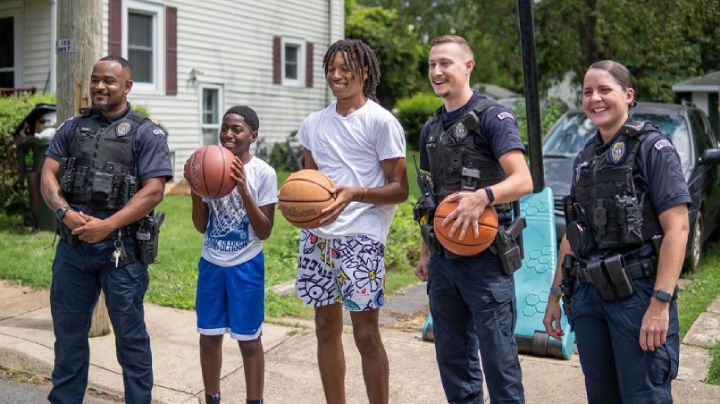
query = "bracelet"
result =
(358, 187, 367, 202)
(484, 186, 495, 204)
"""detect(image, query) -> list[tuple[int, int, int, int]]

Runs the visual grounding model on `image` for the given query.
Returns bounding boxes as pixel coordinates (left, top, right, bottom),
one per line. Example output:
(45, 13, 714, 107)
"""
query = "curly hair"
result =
(323, 39, 381, 102)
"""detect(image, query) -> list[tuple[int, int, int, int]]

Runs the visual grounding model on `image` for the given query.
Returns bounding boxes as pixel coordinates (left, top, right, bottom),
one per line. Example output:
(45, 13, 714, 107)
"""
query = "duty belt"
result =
(576, 256, 657, 283)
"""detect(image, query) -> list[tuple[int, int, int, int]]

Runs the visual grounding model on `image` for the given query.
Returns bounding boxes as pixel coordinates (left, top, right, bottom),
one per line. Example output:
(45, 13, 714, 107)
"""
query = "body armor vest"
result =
(59, 110, 146, 211)
(571, 121, 663, 253)
(426, 99, 506, 203)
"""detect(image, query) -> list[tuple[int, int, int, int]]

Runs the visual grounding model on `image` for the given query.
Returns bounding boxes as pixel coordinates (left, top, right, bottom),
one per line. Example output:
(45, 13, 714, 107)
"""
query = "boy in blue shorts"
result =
(295, 39, 409, 404)
(187, 106, 277, 404)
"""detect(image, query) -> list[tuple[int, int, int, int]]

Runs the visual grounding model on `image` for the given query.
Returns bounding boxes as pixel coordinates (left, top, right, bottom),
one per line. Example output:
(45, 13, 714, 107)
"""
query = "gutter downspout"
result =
(50, 0, 57, 93)
(325, 0, 332, 106)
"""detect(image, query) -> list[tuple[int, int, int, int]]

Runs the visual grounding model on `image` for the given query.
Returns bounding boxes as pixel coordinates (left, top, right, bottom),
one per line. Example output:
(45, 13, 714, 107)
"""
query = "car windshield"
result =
(542, 111, 691, 173)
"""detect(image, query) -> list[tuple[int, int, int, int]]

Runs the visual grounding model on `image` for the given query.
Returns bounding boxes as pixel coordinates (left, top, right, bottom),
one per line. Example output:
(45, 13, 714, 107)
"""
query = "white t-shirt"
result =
(297, 99, 406, 244)
(201, 156, 278, 267)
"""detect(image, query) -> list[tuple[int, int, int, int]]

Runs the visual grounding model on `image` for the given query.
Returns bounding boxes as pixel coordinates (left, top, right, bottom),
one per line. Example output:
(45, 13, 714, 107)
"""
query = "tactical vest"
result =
(59, 110, 146, 211)
(571, 121, 663, 253)
(426, 99, 506, 203)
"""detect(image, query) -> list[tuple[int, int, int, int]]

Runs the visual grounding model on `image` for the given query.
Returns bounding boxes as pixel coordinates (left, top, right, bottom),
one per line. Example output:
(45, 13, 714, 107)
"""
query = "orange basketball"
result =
(184, 145, 236, 199)
(433, 199, 498, 256)
(278, 169, 336, 229)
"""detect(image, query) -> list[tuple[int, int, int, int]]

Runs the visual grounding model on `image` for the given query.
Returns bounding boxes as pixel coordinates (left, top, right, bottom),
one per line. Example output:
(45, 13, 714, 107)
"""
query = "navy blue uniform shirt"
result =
(419, 92, 525, 172)
(46, 104, 174, 218)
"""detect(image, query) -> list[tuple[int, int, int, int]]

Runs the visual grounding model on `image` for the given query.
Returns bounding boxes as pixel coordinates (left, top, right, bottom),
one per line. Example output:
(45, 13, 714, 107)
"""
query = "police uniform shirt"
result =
(46, 104, 174, 219)
(418, 92, 525, 172)
(570, 123, 691, 257)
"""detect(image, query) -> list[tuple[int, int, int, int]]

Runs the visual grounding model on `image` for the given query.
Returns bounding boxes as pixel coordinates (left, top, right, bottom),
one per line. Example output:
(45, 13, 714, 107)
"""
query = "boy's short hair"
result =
(224, 105, 260, 132)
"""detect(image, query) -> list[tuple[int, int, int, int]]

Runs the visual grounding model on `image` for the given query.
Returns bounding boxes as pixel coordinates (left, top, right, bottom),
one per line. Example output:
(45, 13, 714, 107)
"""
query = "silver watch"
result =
(550, 286, 563, 296)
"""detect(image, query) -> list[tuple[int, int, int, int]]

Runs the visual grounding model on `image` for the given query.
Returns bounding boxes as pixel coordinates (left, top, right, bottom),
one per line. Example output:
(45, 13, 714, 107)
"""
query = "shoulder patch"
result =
(153, 128, 166, 136)
(496, 111, 514, 121)
(653, 139, 674, 151)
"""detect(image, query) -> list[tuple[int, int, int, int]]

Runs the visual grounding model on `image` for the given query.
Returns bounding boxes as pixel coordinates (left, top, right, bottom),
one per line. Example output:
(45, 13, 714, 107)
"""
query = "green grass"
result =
(677, 240, 720, 385)
(708, 342, 720, 384)
(677, 241, 720, 339)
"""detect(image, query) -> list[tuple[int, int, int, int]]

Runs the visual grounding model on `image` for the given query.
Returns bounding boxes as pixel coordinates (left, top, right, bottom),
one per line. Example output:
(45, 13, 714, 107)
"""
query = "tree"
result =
(345, 0, 426, 108)
(361, 0, 720, 103)
(57, 0, 111, 338)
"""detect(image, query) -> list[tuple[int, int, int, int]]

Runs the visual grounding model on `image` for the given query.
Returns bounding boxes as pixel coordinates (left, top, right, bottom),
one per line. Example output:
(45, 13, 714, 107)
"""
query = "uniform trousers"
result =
(48, 237, 153, 404)
(572, 276, 679, 403)
(428, 251, 525, 404)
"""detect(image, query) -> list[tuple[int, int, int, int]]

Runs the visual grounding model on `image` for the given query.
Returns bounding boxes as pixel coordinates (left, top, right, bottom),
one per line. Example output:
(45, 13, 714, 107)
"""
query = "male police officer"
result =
(40, 55, 173, 404)
(415, 35, 532, 403)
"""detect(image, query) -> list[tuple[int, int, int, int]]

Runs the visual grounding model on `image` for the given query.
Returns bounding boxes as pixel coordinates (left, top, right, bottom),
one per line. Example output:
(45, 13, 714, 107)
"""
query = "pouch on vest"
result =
(566, 220, 596, 257)
(616, 195, 645, 246)
(90, 171, 117, 209)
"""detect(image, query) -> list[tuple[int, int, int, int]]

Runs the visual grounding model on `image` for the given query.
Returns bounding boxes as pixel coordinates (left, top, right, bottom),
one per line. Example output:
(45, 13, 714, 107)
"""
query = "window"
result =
(281, 37, 305, 86)
(0, 9, 19, 88)
(199, 84, 223, 146)
(122, 0, 164, 91)
(273, 36, 313, 87)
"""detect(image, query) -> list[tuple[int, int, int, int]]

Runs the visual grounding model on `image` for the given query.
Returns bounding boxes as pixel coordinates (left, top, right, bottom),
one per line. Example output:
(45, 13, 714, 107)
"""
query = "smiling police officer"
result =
(415, 35, 533, 404)
(40, 55, 173, 404)
(543, 60, 690, 403)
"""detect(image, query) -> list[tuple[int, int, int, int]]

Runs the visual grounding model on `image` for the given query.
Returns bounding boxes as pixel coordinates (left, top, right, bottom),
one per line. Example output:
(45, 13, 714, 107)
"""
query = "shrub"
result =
(395, 92, 442, 151)
(0, 93, 56, 215)
(509, 97, 569, 144)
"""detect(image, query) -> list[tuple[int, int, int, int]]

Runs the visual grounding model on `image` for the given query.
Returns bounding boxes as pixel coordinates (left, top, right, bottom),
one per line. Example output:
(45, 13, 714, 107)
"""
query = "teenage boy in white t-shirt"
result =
(187, 106, 277, 404)
(295, 39, 409, 404)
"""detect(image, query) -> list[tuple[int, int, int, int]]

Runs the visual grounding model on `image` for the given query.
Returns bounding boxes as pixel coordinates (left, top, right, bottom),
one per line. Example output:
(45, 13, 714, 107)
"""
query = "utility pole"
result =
(56, 0, 110, 338)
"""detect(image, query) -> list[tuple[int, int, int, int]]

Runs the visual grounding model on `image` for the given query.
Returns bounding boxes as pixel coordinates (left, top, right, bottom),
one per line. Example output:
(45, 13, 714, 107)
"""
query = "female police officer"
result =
(543, 60, 690, 403)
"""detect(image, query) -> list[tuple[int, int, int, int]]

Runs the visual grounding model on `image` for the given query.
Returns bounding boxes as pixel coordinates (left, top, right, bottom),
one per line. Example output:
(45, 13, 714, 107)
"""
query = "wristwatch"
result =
(484, 186, 495, 204)
(550, 286, 563, 296)
(56, 206, 70, 221)
(651, 289, 674, 303)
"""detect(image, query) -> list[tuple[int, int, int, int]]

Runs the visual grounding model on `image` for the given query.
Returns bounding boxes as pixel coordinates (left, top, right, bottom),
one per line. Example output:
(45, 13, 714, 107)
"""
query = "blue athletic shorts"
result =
(296, 230, 386, 311)
(196, 252, 264, 340)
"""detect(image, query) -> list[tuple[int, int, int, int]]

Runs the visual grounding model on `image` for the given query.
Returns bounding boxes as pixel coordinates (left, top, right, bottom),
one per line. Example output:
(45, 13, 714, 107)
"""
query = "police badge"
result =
(610, 141, 626, 164)
(454, 122, 468, 141)
(116, 121, 132, 137)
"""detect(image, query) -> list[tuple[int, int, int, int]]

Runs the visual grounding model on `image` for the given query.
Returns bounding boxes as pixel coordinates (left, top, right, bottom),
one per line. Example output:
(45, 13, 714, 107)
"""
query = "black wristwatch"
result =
(651, 289, 674, 303)
(56, 206, 70, 221)
(484, 186, 495, 204)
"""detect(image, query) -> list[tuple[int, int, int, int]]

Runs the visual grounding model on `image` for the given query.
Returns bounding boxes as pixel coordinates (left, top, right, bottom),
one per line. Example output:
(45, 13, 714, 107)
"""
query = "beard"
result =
(90, 100, 120, 113)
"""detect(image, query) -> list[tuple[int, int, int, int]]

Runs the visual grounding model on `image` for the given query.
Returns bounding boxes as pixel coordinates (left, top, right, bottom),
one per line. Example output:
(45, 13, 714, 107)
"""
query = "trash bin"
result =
(16, 136, 55, 231)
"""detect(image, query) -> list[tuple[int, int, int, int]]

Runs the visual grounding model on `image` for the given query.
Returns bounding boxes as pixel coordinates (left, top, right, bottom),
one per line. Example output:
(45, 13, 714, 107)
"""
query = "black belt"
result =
(98, 250, 140, 278)
(576, 256, 656, 283)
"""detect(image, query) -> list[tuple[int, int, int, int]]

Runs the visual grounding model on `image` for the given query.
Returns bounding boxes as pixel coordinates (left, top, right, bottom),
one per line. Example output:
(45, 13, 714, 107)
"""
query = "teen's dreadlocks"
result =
(323, 39, 381, 102)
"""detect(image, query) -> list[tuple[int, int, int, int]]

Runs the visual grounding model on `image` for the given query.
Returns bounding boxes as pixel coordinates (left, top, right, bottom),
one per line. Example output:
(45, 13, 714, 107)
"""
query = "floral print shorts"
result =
(296, 230, 386, 311)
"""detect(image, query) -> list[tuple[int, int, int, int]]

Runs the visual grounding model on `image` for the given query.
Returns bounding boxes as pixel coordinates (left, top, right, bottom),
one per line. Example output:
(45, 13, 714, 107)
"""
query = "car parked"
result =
(542, 101, 720, 271)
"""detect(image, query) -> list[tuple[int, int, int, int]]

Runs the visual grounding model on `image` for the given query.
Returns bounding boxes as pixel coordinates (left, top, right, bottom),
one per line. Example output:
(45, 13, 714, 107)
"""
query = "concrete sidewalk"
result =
(1, 281, 719, 403)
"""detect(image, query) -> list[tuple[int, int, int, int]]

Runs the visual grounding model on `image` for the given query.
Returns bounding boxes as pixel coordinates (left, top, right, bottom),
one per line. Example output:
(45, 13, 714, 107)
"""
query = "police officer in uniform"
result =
(40, 55, 173, 404)
(543, 60, 690, 403)
(415, 35, 532, 403)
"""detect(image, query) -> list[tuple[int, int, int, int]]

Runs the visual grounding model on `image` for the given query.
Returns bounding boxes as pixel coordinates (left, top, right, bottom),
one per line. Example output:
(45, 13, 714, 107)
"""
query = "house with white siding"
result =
(0, 0, 344, 177)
